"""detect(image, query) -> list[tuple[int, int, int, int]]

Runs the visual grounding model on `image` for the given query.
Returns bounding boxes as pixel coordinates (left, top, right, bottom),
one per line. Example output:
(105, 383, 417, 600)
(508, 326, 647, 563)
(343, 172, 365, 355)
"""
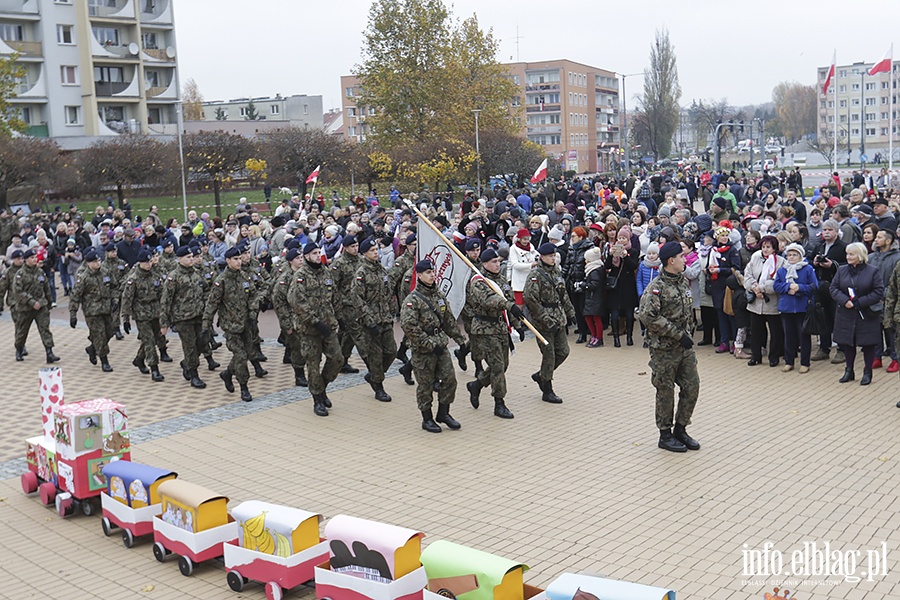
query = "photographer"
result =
(808, 220, 846, 363)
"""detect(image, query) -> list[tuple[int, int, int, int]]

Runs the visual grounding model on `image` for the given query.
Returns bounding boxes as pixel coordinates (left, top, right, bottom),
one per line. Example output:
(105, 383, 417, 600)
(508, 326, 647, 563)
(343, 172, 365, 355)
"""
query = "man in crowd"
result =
(272, 246, 308, 388)
(809, 220, 846, 364)
(331, 234, 364, 374)
(121, 247, 165, 382)
(161, 246, 208, 389)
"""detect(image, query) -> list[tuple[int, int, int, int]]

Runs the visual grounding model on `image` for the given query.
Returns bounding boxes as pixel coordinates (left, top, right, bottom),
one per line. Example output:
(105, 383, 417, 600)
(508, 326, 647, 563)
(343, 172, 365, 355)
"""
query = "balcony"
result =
(525, 83, 560, 92)
(526, 125, 562, 134)
(89, 0, 136, 19)
(525, 103, 560, 113)
(0, 0, 39, 18)
(26, 123, 47, 137)
(142, 47, 176, 62)
(140, 0, 173, 25)
(596, 106, 618, 115)
(147, 123, 177, 135)
(95, 77, 139, 98)
(14, 66, 45, 98)
(2, 39, 41, 58)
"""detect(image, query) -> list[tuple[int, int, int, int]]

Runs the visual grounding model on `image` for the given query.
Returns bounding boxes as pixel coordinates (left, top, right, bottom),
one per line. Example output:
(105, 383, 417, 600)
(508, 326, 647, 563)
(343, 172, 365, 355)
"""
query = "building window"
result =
(851, 83, 859, 91)
(57, 24, 74, 44)
(511, 96, 520, 107)
(882, 128, 889, 135)
(65, 105, 80, 125)
(348, 126, 357, 136)
(345, 87, 354, 97)
(839, 85, 846, 93)
(569, 113, 573, 125)
(94, 66, 123, 83)
(144, 69, 160, 87)
(866, 113, 875, 121)
(239, 107, 248, 117)
(92, 26, 120, 46)
(883, 82, 890, 89)
(866, 128, 876, 136)
(851, 114, 859, 121)
(271, 104, 280, 115)
(55, 0, 72, 3)
(840, 115, 846, 123)
(568, 72, 573, 84)
(852, 99, 859, 106)
(20, 106, 31, 124)
(0, 23, 24, 41)
(303, 104, 308, 115)
(570, 133, 574, 146)
(865, 82, 876, 91)
(141, 32, 158, 49)
(882, 112, 889, 120)
(367, 107, 375, 116)
(347, 107, 356, 117)
(882, 97, 889, 105)
(60, 66, 78, 85)
(866, 98, 875, 106)
(828, 115, 834, 123)
(839, 100, 847, 108)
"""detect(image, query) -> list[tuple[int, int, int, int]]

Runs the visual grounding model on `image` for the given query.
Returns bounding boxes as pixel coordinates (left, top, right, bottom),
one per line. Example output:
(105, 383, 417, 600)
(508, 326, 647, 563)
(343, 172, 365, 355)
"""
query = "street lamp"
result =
(619, 72, 643, 174)
(473, 108, 482, 197)
(176, 101, 188, 222)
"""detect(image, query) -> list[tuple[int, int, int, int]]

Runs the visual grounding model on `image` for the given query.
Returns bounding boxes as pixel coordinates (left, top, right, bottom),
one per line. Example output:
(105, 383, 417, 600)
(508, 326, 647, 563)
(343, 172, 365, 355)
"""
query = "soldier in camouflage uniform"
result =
(190, 243, 221, 371)
(69, 248, 115, 372)
(157, 238, 177, 273)
(400, 259, 467, 433)
(523, 243, 575, 404)
(463, 248, 523, 419)
(331, 235, 364, 373)
(148, 249, 172, 362)
(389, 233, 417, 385)
(160, 246, 207, 389)
(2, 250, 25, 355)
(0, 208, 17, 255)
(288, 243, 343, 417)
(454, 239, 484, 375)
(102, 243, 128, 340)
(202, 247, 255, 402)
(12, 249, 59, 363)
(240, 242, 269, 367)
(638, 241, 701, 453)
(121, 248, 165, 381)
(353, 237, 398, 402)
(271, 247, 308, 387)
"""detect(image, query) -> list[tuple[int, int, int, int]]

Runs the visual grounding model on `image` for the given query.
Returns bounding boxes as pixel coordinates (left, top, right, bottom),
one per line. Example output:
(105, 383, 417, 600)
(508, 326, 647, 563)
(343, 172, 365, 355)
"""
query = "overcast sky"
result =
(174, 0, 900, 110)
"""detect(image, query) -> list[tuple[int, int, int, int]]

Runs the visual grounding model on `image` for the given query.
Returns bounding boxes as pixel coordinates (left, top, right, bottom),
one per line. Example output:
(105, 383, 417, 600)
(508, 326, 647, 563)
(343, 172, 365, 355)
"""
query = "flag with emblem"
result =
(416, 220, 471, 318)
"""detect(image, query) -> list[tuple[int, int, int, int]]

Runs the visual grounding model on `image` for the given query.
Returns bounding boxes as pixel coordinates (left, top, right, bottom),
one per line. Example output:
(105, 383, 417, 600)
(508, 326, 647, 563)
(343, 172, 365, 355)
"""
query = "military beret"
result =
(83, 248, 99, 262)
(285, 248, 300, 262)
(465, 239, 480, 252)
(175, 246, 191, 257)
(359, 237, 376, 254)
(224, 247, 241, 259)
(191, 246, 202, 256)
(537, 242, 557, 256)
(239, 242, 251, 254)
(480, 248, 499, 262)
(659, 241, 682, 265)
(303, 241, 319, 255)
(415, 259, 434, 273)
(286, 238, 302, 250)
(10, 249, 23, 259)
(342, 234, 358, 247)
(197, 236, 209, 245)
(23, 248, 36, 259)
(137, 247, 153, 263)
(405, 233, 416, 244)
(161, 238, 174, 248)
(105, 242, 117, 252)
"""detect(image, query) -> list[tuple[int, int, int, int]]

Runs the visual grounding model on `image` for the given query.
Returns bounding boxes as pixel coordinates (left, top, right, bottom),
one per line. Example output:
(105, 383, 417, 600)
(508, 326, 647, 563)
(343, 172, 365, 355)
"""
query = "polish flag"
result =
(530, 158, 548, 184)
(869, 47, 892, 76)
(305, 165, 320, 184)
(823, 51, 836, 95)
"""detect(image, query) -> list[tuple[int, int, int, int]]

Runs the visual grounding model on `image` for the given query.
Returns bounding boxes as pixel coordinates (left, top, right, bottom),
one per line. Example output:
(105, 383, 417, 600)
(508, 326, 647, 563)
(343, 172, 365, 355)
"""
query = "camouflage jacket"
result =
(271, 265, 298, 332)
(523, 261, 574, 331)
(464, 267, 518, 336)
(287, 261, 338, 335)
(69, 265, 115, 318)
(13, 263, 52, 311)
(638, 268, 695, 349)
(121, 265, 163, 321)
(0, 263, 21, 309)
(193, 260, 216, 293)
(241, 262, 268, 308)
(353, 257, 394, 326)
(160, 263, 206, 326)
(400, 282, 465, 352)
(331, 251, 361, 317)
(203, 266, 254, 334)
(157, 253, 177, 274)
(102, 256, 129, 290)
(389, 250, 416, 310)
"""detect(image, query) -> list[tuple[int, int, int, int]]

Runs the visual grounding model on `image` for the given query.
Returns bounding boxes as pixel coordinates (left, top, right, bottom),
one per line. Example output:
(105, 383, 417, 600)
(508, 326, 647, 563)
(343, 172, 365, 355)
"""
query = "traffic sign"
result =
(861, 153, 869, 163)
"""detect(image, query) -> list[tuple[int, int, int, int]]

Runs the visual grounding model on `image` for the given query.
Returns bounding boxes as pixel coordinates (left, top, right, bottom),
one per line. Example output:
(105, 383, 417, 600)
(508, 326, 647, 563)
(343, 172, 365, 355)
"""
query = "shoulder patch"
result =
(406, 302, 413, 306)
(652, 289, 660, 295)
(214, 281, 221, 287)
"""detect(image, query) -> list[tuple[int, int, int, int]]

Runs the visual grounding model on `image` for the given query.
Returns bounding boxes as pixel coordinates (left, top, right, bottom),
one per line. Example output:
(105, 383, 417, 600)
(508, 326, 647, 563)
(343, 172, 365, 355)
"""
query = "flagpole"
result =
(890, 43, 894, 173)
(403, 199, 549, 346)
(833, 50, 838, 174)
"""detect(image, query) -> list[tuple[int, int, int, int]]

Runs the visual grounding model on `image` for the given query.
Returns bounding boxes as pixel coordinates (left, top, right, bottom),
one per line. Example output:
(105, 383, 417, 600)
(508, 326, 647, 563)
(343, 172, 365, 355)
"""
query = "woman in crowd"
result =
(697, 231, 719, 346)
(744, 235, 784, 366)
(53, 223, 72, 296)
(604, 225, 640, 347)
(508, 228, 538, 311)
(739, 229, 760, 267)
(774, 243, 818, 373)
(707, 225, 742, 353)
(581, 246, 606, 347)
(862, 223, 880, 253)
(830, 242, 885, 385)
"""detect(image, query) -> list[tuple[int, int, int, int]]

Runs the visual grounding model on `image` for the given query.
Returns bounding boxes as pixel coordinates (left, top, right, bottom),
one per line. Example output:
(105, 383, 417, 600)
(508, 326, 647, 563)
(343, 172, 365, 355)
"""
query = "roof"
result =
(102, 460, 176, 487)
(56, 398, 124, 416)
(157, 479, 227, 508)
(231, 500, 321, 532)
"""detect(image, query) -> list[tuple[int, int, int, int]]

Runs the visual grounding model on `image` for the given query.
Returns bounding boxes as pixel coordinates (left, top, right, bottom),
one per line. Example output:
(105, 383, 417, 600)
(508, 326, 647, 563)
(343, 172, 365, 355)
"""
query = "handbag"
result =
(802, 299, 825, 335)
(605, 264, 623, 289)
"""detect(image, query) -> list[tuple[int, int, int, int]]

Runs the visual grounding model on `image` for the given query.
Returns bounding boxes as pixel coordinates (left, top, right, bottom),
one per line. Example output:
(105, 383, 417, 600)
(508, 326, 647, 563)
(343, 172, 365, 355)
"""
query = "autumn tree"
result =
(0, 53, 26, 137)
(78, 135, 174, 208)
(183, 131, 256, 217)
(476, 129, 545, 188)
(182, 78, 204, 120)
(772, 82, 816, 144)
(0, 136, 64, 207)
(260, 128, 349, 198)
(633, 28, 681, 159)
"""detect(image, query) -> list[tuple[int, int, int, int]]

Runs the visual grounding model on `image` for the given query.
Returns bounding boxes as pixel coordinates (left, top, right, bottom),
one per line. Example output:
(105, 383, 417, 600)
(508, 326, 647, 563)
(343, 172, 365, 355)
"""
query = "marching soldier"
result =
(69, 247, 115, 372)
(202, 247, 256, 402)
(157, 238, 177, 273)
(454, 239, 484, 374)
(400, 259, 467, 433)
(148, 249, 173, 363)
(523, 243, 575, 404)
(191, 243, 221, 371)
(160, 246, 207, 389)
(331, 234, 364, 373)
(353, 237, 398, 403)
(389, 233, 417, 385)
(271, 247, 308, 387)
(102, 242, 128, 340)
(240, 242, 269, 367)
(12, 249, 59, 363)
(638, 241, 701, 453)
(287, 243, 343, 417)
(463, 248, 523, 419)
(2, 250, 27, 357)
(121, 247, 165, 381)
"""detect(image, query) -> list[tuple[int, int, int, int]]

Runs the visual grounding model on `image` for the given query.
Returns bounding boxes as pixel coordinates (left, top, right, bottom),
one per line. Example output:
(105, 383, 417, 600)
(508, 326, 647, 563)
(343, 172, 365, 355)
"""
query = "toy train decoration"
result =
(20, 368, 677, 600)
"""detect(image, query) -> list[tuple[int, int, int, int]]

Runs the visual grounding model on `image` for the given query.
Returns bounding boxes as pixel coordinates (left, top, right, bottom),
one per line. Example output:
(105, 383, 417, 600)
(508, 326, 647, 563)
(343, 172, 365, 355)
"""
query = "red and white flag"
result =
(869, 47, 892, 76)
(530, 158, 548, 184)
(823, 51, 836, 94)
(305, 165, 320, 184)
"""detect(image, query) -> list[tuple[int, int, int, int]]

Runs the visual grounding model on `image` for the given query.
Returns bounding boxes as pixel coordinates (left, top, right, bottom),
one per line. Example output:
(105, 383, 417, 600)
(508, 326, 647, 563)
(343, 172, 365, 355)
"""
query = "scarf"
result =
(763, 253, 778, 280)
(784, 259, 808, 284)
(517, 239, 532, 250)
(698, 243, 713, 258)
(642, 255, 661, 269)
(685, 251, 699, 266)
(584, 257, 604, 277)
(709, 244, 731, 281)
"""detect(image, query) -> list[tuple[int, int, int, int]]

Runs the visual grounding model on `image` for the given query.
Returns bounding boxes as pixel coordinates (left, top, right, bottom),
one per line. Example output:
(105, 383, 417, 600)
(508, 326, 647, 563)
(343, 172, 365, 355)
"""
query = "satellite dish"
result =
(165, 46, 175, 59)
(128, 42, 139, 55)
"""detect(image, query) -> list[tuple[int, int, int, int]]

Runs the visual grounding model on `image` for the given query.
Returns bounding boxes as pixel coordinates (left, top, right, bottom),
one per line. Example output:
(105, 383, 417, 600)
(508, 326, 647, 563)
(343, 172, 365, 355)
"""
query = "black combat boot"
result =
(179, 360, 190, 381)
(435, 403, 460, 430)
(323, 392, 333, 408)
(542, 380, 563, 404)
(220, 368, 235, 393)
(454, 345, 468, 371)
(313, 394, 329, 417)
(364, 373, 392, 402)
(150, 367, 165, 382)
(658, 428, 688, 452)
(133, 357, 150, 374)
(45, 348, 60, 364)
(159, 349, 172, 363)
(396, 341, 409, 363)
(86, 345, 97, 365)
(673, 424, 700, 450)
(205, 354, 220, 370)
(466, 380, 483, 409)
(531, 371, 546, 392)
(294, 367, 308, 387)
(473, 360, 484, 379)
(253, 344, 267, 362)
(282, 346, 292, 364)
(493, 398, 514, 419)
(190, 369, 206, 389)
(21, 346, 28, 356)
(839, 368, 855, 383)
(399, 361, 415, 385)
(114, 328, 124, 341)
(239, 383, 252, 402)
(100, 357, 113, 373)
(250, 360, 268, 378)
(421, 408, 441, 433)
(339, 362, 359, 374)
(15, 347, 24, 361)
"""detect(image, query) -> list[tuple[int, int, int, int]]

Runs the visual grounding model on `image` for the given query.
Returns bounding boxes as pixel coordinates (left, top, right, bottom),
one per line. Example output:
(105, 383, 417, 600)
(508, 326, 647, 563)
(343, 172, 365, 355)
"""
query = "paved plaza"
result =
(1, 304, 900, 600)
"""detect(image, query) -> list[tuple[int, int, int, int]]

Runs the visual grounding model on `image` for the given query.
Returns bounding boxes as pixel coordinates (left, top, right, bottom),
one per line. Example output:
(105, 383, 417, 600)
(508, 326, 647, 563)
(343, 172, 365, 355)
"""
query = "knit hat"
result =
(548, 225, 566, 241)
(584, 246, 601, 263)
(325, 225, 340, 237)
(415, 259, 434, 273)
(713, 197, 728, 211)
(538, 242, 557, 256)
(515, 228, 531, 239)
(285, 248, 300, 262)
(714, 226, 731, 239)
(784, 243, 805, 258)
(137, 247, 153, 263)
(83, 248, 99, 262)
(303, 241, 319, 255)
(342, 234, 358, 247)
(66, 237, 76, 245)
(175, 246, 191, 257)
(647, 242, 660, 255)
(480, 248, 499, 262)
(359, 238, 376, 254)
(589, 222, 604, 233)
(658, 206, 671, 218)
(465, 239, 480, 252)
(659, 241, 682, 265)
(224, 247, 240, 259)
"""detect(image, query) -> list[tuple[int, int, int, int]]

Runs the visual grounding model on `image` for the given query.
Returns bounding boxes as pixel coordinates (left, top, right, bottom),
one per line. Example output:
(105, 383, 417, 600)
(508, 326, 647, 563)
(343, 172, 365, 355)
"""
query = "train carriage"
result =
(100, 460, 177, 547)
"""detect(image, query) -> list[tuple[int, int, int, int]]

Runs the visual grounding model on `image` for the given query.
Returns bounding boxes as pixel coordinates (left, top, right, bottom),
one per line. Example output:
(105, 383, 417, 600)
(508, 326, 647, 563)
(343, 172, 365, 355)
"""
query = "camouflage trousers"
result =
(225, 328, 255, 385)
(301, 331, 342, 395)
(14, 307, 54, 350)
(85, 313, 115, 358)
(649, 346, 700, 430)
(282, 329, 307, 368)
(411, 348, 457, 411)
(174, 317, 202, 370)
(338, 314, 367, 363)
(536, 325, 569, 382)
(471, 333, 510, 400)
(360, 323, 397, 384)
(135, 318, 162, 367)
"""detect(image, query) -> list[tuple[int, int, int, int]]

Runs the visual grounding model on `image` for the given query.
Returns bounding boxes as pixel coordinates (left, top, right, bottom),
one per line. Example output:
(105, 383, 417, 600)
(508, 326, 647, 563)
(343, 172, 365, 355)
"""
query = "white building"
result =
(0, 0, 181, 149)
(817, 60, 898, 152)
(199, 94, 323, 130)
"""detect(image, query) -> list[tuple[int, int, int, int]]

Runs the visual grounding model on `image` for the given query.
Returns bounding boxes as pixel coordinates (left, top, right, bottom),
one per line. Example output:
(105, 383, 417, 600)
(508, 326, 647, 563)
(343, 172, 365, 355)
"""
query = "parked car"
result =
(752, 159, 776, 171)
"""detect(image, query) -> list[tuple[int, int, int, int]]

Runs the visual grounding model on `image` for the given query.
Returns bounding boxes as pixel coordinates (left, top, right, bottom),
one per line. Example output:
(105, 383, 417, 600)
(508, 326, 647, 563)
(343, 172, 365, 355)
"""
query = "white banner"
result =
(416, 222, 471, 319)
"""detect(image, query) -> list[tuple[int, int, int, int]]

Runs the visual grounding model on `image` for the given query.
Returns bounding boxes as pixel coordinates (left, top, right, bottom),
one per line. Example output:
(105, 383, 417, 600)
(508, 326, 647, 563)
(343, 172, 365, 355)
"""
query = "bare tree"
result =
(806, 132, 836, 166)
(634, 28, 681, 159)
(260, 128, 349, 197)
(183, 131, 256, 217)
(182, 78, 204, 121)
(78, 134, 174, 208)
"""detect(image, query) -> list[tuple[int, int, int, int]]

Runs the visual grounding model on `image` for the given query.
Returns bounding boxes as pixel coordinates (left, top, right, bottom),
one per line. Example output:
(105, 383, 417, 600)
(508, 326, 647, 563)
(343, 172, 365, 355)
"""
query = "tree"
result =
(477, 129, 545, 188)
(772, 82, 816, 144)
(182, 77, 204, 121)
(0, 53, 26, 137)
(260, 128, 349, 198)
(806, 132, 836, 166)
(634, 28, 681, 159)
(78, 134, 174, 208)
(0, 136, 64, 207)
(214, 107, 226, 121)
(245, 99, 259, 121)
(183, 131, 256, 217)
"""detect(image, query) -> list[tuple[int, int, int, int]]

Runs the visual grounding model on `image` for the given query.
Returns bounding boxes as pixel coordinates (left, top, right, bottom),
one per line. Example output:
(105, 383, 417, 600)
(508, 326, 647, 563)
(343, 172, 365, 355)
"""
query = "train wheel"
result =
(226, 571, 245, 592)
(81, 499, 95, 517)
(21, 471, 38, 494)
(178, 555, 194, 577)
(265, 581, 283, 600)
(38, 482, 56, 506)
(102, 517, 112, 536)
(56, 493, 75, 518)
(122, 529, 134, 548)
(153, 542, 168, 563)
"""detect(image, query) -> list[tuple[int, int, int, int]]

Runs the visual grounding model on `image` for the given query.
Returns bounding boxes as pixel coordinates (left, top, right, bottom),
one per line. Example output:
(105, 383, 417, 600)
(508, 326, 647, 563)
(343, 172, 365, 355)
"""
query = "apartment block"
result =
(199, 93, 323, 130)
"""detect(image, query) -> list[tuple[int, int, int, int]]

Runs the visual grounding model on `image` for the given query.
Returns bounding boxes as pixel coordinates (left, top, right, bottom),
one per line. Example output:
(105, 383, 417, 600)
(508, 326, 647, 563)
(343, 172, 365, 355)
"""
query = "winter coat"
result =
(582, 266, 606, 316)
(604, 247, 640, 312)
(743, 250, 784, 316)
(868, 247, 900, 287)
(773, 263, 818, 313)
(635, 262, 660, 298)
(508, 242, 538, 292)
(706, 243, 742, 310)
(697, 249, 715, 308)
(829, 263, 885, 347)
(683, 254, 701, 309)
